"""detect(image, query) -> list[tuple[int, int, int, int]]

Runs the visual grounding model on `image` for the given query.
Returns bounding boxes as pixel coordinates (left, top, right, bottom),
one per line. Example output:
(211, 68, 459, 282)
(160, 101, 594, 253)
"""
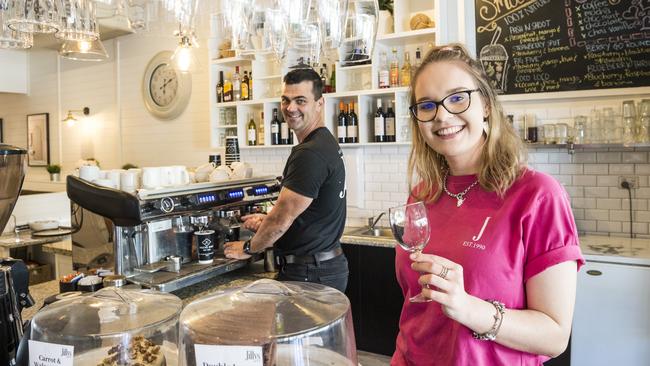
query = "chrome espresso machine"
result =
(66, 175, 281, 291)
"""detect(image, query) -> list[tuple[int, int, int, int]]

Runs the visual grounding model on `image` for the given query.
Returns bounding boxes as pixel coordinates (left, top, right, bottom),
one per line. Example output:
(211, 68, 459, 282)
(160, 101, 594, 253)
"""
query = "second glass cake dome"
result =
(179, 279, 357, 366)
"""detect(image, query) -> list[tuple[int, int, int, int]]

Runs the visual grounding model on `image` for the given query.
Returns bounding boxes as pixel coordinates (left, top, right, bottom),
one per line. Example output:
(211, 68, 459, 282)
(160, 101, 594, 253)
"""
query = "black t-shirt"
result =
(275, 127, 346, 256)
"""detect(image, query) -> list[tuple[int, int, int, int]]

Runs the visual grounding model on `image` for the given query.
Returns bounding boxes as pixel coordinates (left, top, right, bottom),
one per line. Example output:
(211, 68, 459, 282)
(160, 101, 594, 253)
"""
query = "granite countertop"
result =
(41, 238, 72, 256)
(22, 261, 276, 322)
(0, 231, 70, 249)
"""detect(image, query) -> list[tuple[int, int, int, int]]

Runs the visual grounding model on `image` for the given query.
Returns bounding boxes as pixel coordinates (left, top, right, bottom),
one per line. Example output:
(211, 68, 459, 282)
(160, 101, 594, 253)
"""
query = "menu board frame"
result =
(474, 0, 650, 96)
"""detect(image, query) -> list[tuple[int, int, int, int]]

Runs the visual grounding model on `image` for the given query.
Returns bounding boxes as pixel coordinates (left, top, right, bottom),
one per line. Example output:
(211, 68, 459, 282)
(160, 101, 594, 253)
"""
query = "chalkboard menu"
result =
(475, 0, 650, 94)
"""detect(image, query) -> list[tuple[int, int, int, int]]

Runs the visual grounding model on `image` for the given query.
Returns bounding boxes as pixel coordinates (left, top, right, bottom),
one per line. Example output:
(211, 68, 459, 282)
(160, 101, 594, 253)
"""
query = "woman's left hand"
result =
(410, 252, 473, 322)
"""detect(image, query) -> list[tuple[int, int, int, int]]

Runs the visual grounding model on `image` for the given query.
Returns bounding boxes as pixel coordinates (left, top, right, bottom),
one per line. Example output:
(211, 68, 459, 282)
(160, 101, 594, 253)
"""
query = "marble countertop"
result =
(342, 227, 650, 266)
(22, 261, 276, 322)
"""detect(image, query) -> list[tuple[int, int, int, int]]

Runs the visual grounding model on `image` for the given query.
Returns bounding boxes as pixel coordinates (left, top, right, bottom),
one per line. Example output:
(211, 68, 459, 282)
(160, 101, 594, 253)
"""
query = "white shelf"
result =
(326, 87, 409, 99)
(338, 63, 372, 71)
(340, 142, 411, 148)
(376, 28, 436, 47)
(240, 144, 295, 149)
(215, 125, 237, 128)
(211, 56, 253, 66)
(499, 86, 650, 103)
(255, 74, 282, 80)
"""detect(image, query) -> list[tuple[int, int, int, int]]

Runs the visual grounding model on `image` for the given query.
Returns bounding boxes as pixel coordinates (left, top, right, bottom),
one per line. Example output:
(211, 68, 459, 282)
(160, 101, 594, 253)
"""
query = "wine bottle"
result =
(389, 48, 400, 88)
(280, 114, 289, 145)
(233, 66, 241, 101)
(247, 113, 257, 146)
(320, 67, 328, 93)
(216, 71, 224, 103)
(337, 101, 347, 144)
(385, 100, 396, 142)
(258, 111, 265, 145)
(374, 99, 385, 142)
(270, 108, 280, 145)
(323, 63, 330, 93)
(330, 64, 336, 93)
(378, 52, 389, 89)
(223, 73, 233, 102)
(401, 51, 412, 87)
(347, 101, 358, 143)
(241, 70, 250, 101)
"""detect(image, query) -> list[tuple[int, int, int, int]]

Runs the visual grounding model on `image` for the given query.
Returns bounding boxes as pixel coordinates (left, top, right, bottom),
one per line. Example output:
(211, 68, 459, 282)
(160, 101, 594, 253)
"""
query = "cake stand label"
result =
(28, 340, 74, 366)
(195, 344, 263, 366)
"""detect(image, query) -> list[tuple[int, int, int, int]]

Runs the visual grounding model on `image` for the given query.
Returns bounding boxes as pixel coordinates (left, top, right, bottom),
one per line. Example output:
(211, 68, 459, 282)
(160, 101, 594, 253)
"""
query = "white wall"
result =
(0, 22, 217, 181)
(0, 49, 28, 93)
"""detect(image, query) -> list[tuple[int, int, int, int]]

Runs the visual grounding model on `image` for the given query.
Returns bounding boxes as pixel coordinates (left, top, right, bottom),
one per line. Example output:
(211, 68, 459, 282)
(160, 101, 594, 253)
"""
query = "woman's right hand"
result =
(241, 214, 266, 232)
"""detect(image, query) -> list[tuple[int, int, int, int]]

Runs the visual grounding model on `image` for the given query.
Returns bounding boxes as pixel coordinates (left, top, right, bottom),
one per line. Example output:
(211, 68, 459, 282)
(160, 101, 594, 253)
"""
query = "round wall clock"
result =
(142, 51, 192, 120)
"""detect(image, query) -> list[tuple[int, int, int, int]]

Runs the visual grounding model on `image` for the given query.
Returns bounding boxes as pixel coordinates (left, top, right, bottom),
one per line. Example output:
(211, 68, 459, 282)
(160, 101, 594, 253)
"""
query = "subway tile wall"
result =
(243, 144, 650, 238)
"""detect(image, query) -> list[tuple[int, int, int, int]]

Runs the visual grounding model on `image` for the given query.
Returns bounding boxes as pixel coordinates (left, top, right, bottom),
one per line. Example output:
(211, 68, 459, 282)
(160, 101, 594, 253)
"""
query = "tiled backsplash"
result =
(243, 144, 650, 238)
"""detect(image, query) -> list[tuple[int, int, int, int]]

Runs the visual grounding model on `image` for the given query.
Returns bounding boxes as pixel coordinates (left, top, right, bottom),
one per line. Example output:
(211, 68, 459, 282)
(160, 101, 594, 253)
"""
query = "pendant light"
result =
(59, 38, 109, 61)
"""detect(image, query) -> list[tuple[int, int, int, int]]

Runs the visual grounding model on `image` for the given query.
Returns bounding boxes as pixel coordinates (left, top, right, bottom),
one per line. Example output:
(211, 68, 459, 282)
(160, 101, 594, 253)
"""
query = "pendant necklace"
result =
(442, 173, 479, 207)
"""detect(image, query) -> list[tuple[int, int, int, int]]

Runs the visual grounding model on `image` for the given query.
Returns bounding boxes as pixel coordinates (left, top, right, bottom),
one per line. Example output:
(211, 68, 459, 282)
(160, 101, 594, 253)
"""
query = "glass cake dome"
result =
(29, 287, 182, 365)
(179, 279, 357, 366)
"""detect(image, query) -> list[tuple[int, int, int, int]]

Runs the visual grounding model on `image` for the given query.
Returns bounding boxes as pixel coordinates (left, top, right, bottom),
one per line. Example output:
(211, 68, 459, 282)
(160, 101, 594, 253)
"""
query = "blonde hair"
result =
(407, 44, 527, 202)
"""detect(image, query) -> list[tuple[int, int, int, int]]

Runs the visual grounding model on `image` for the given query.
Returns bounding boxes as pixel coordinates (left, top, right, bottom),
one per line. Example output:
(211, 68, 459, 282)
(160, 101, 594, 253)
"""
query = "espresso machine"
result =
(0, 144, 34, 365)
(66, 175, 280, 292)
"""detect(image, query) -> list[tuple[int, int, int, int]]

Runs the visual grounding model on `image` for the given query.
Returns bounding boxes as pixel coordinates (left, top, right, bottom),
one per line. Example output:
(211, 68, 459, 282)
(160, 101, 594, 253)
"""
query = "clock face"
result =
(149, 64, 179, 107)
(142, 51, 192, 120)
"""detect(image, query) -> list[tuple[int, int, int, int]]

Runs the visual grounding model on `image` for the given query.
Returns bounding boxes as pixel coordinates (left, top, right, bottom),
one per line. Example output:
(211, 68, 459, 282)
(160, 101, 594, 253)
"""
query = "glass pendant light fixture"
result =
(6, 0, 62, 33)
(59, 38, 109, 61)
(55, 0, 99, 42)
(0, 6, 33, 49)
(171, 27, 198, 73)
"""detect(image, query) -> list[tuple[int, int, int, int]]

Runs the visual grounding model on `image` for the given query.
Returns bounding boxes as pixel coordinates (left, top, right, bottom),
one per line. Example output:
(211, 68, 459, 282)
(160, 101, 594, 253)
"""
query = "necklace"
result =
(443, 173, 479, 207)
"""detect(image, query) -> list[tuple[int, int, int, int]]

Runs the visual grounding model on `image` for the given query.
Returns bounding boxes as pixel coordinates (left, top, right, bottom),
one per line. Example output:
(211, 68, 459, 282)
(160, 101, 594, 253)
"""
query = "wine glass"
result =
(389, 201, 431, 303)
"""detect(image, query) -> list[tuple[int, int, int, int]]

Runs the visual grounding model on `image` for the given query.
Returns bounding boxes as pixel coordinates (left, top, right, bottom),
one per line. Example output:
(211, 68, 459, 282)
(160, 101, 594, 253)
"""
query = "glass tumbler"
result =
(574, 116, 587, 144)
(555, 123, 569, 144)
(543, 124, 556, 144)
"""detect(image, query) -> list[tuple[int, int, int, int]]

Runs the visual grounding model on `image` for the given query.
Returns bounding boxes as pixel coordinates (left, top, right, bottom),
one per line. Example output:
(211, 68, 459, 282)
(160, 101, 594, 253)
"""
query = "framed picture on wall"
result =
(27, 113, 50, 166)
(0, 118, 3, 143)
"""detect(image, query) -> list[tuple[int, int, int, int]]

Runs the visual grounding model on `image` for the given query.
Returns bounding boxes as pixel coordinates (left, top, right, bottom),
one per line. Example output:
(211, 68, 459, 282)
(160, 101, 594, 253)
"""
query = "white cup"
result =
(195, 162, 216, 183)
(120, 170, 139, 192)
(209, 167, 231, 182)
(157, 166, 173, 187)
(98, 170, 110, 180)
(231, 162, 252, 179)
(128, 168, 142, 187)
(79, 165, 100, 182)
(94, 179, 116, 189)
(107, 169, 123, 190)
(170, 166, 190, 186)
(142, 167, 162, 189)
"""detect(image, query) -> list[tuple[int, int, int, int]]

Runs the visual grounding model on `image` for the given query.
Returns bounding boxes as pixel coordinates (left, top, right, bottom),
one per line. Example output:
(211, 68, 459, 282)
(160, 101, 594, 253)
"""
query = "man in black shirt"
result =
(224, 68, 348, 292)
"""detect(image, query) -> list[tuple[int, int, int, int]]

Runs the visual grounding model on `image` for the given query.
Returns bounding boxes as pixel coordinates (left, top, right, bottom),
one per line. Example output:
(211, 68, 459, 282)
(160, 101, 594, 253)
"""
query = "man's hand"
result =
(224, 241, 252, 260)
(241, 214, 266, 232)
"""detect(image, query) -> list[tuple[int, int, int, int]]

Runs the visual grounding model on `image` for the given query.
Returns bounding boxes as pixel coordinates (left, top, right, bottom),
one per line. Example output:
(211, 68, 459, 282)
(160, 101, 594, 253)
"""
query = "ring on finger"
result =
(438, 265, 449, 280)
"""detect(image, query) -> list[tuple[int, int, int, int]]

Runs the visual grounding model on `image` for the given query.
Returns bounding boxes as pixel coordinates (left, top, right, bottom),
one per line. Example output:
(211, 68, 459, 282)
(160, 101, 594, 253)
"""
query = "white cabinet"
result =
(571, 260, 650, 365)
(0, 49, 28, 94)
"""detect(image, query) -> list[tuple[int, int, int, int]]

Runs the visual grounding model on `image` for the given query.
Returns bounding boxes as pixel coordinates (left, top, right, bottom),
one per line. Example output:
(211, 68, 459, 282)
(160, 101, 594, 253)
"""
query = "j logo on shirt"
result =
(462, 216, 491, 250)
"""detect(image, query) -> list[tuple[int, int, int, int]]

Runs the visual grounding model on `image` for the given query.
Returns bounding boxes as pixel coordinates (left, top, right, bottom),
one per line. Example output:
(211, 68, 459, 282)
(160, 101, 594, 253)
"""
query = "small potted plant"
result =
(122, 163, 138, 170)
(378, 0, 394, 35)
(46, 164, 61, 181)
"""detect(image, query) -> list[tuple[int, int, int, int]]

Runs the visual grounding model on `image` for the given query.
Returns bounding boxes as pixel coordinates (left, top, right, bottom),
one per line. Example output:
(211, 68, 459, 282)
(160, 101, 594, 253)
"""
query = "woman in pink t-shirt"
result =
(392, 44, 585, 365)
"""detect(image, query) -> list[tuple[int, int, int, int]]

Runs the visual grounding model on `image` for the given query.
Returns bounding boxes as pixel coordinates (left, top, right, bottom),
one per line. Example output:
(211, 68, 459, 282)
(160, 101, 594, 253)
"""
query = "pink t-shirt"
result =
(392, 169, 585, 366)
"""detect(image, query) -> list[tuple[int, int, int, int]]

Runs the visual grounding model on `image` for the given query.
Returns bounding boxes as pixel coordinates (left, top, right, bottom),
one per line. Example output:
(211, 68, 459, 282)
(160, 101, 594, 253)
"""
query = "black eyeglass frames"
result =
(409, 89, 481, 123)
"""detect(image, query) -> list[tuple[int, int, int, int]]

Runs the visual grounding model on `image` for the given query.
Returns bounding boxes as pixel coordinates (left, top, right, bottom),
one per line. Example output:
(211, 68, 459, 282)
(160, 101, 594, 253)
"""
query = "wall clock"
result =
(142, 51, 192, 120)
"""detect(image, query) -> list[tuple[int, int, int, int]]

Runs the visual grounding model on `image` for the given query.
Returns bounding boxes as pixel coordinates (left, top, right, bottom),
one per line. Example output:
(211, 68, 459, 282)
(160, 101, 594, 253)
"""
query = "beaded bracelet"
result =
(472, 300, 505, 341)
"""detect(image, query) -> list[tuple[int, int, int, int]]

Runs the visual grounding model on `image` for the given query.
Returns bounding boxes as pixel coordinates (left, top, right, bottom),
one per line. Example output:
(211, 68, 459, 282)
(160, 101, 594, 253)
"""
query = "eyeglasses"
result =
(409, 89, 480, 123)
